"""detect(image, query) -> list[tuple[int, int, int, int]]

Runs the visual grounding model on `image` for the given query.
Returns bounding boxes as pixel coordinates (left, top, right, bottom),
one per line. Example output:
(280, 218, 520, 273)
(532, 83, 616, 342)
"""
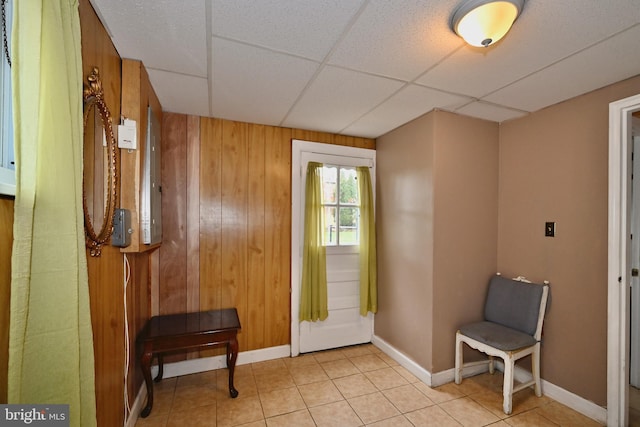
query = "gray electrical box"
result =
(112, 208, 131, 247)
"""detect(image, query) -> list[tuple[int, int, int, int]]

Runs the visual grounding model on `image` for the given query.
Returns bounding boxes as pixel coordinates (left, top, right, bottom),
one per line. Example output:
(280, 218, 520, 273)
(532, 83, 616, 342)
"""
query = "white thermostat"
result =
(118, 118, 137, 149)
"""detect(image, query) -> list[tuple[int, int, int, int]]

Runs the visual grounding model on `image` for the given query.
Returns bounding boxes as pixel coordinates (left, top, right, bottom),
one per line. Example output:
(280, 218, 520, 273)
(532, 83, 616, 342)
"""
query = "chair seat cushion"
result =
(459, 321, 537, 351)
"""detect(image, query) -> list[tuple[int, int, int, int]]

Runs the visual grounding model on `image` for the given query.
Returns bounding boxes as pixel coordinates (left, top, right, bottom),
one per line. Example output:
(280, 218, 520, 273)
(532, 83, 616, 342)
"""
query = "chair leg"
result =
(454, 333, 463, 384)
(532, 344, 542, 397)
(502, 358, 514, 415)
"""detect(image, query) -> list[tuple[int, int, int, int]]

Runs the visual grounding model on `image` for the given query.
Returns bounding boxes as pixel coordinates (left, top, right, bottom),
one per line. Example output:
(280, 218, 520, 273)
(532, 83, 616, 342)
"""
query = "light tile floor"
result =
(631, 385, 640, 426)
(134, 344, 603, 427)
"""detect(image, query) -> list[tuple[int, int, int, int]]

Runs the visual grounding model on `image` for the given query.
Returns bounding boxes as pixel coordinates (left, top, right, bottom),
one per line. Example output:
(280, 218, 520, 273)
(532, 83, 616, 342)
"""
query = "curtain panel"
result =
(299, 162, 328, 322)
(357, 166, 377, 316)
(8, 1, 97, 426)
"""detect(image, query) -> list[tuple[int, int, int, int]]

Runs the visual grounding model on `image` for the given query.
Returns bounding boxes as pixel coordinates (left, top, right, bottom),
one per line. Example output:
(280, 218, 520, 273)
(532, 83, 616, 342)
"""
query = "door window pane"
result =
(324, 206, 337, 246)
(322, 166, 337, 204)
(320, 165, 360, 246)
(339, 207, 359, 244)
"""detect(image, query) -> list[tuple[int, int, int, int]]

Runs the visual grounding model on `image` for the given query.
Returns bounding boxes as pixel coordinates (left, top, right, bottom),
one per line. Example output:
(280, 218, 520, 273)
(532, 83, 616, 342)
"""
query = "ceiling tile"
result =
(483, 25, 640, 112)
(91, 0, 640, 139)
(455, 102, 528, 123)
(329, 0, 464, 81)
(282, 66, 404, 134)
(147, 69, 209, 117)
(344, 84, 472, 138)
(417, 0, 640, 98)
(91, 0, 207, 77)
(211, 38, 320, 126)
(211, 0, 365, 60)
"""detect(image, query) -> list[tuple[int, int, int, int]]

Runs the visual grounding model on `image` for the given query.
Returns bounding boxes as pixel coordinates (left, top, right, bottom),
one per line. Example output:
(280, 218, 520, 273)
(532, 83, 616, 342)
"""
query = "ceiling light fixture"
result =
(451, 0, 524, 48)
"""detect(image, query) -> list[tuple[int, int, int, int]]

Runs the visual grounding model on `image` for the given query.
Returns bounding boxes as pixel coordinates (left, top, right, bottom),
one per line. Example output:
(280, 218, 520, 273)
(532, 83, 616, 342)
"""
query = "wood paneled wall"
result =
(160, 114, 375, 354)
(80, 1, 150, 425)
(0, 197, 13, 403)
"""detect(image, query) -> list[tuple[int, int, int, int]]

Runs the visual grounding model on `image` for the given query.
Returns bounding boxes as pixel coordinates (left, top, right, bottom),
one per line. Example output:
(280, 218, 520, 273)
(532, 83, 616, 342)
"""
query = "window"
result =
(0, 0, 13, 196)
(321, 165, 359, 246)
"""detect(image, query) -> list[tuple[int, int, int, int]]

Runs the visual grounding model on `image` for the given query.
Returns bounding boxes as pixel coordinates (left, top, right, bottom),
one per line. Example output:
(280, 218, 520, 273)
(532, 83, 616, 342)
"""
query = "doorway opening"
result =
(607, 93, 640, 427)
(291, 139, 376, 356)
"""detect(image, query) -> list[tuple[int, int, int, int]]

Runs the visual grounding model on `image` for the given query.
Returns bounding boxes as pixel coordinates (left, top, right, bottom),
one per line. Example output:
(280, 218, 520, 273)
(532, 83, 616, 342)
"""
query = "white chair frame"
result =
(454, 279, 549, 415)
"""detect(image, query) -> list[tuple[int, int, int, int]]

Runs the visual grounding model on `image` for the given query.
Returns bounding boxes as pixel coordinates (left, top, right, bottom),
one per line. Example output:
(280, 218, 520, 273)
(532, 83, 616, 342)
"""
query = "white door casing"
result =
(291, 140, 376, 356)
(608, 93, 640, 427)
(631, 135, 640, 389)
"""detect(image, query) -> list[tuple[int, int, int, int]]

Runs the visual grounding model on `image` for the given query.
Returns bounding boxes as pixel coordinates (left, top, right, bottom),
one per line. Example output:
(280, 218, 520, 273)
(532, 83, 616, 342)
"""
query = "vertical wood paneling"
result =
(186, 116, 201, 316)
(247, 125, 266, 350)
(86, 246, 125, 427)
(160, 115, 375, 355)
(81, 1, 155, 424)
(80, 1, 127, 426)
(221, 121, 249, 348)
(159, 113, 188, 315)
(292, 129, 375, 150)
(0, 197, 14, 403)
(200, 118, 223, 312)
(126, 252, 149, 410)
(264, 126, 292, 346)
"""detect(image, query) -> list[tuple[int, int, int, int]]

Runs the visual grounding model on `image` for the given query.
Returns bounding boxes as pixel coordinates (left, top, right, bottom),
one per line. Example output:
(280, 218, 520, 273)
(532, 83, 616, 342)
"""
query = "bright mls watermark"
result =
(0, 405, 69, 426)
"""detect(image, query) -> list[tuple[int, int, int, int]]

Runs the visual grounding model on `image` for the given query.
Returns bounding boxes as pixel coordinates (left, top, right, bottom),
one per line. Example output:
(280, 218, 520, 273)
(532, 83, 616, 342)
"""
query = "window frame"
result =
(321, 164, 360, 248)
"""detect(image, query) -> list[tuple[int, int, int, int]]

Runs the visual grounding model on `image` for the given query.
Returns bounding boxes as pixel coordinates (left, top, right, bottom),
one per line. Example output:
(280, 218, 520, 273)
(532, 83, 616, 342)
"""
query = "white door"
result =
(631, 134, 640, 387)
(291, 140, 376, 355)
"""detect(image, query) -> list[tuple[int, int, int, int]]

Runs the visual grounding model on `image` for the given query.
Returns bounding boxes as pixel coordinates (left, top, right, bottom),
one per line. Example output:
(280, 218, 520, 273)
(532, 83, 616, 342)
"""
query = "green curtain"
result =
(9, 1, 97, 426)
(299, 162, 328, 322)
(357, 166, 377, 316)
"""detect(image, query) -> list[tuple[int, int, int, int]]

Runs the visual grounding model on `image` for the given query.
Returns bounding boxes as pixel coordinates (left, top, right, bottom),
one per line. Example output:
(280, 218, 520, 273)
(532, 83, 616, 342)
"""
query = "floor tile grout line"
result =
(137, 343, 604, 426)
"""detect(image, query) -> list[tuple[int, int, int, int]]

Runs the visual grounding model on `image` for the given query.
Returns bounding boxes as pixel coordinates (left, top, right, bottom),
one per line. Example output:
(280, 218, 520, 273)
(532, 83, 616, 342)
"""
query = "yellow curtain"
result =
(299, 162, 328, 322)
(9, 1, 97, 426)
(357, 166, 377, 315)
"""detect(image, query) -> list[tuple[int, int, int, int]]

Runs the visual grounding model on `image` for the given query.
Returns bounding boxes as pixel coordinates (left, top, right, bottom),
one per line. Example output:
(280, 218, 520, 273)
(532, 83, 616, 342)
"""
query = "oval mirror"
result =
(83, 67, 118, 257)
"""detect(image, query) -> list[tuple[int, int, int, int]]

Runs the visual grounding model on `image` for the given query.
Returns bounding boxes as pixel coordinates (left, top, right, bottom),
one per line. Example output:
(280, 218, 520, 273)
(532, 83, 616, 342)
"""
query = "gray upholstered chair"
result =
(454, 274, 550, 415)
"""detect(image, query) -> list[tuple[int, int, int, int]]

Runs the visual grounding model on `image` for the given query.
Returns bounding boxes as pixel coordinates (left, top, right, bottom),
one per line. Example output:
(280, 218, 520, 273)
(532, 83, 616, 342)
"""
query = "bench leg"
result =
(140, 350, 154, 418)
(226, 337, 239, 398)
(154, 353, 164, 382)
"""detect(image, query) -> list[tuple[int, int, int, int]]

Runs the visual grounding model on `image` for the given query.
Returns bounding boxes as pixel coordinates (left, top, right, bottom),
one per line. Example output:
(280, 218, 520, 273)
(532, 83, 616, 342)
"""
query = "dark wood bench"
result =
(138, 308, 241, 418)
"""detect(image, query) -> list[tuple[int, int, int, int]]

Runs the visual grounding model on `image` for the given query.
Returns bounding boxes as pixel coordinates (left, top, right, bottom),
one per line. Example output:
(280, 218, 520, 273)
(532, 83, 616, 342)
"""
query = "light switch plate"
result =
(545, 222, 556, 237)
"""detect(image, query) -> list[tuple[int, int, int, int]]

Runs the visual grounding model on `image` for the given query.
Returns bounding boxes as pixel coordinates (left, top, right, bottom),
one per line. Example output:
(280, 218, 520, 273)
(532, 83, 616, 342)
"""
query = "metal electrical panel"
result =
(141, 105, 162, 245)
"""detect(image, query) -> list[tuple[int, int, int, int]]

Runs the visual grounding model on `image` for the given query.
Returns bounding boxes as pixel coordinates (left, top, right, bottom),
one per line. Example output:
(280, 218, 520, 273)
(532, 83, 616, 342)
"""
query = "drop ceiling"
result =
(89, 0, 640, 139)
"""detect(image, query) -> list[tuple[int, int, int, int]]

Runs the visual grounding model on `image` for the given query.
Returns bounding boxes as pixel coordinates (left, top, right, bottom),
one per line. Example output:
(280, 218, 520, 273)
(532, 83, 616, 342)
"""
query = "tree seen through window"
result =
(321, 165, 359, 246)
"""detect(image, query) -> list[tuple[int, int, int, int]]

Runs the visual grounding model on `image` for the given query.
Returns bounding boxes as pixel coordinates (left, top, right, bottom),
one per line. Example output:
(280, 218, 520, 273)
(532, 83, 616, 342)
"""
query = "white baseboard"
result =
(149, 345, 291, 379)
(126, 345, 290, 426)
(371, 335, 488, 387)
(127, 339, 607, 426)
(372, 335, 433, 386)
(125, 382, 147, 427)
(371, 335, 606, 424)
(504, 362, 607, 425)
(432, 362, 490, 387)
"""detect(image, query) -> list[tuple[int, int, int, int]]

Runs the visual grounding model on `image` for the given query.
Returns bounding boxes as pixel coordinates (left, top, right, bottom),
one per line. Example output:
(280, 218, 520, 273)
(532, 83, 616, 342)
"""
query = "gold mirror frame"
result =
(83, 67, 118, 257)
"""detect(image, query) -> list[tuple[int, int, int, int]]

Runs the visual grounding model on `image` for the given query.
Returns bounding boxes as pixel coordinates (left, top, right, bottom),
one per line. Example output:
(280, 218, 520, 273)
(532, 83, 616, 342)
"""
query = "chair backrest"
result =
(484, 275, 549, 339)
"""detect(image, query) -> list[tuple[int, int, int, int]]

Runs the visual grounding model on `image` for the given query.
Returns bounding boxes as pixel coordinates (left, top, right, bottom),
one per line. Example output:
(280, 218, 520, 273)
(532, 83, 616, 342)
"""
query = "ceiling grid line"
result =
(90, 0, 640, 138)
(277, 0, 372, 128)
